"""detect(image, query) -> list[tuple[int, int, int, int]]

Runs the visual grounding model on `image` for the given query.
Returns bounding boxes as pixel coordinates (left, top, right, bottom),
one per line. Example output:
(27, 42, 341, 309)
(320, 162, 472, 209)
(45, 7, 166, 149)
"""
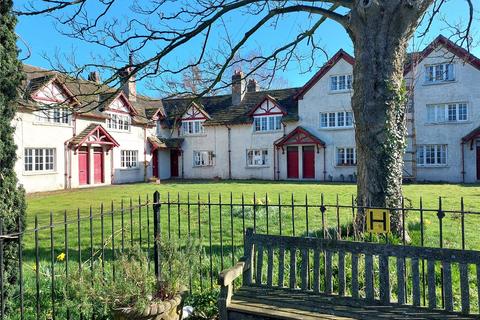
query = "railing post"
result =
(153, 191, 161, 282)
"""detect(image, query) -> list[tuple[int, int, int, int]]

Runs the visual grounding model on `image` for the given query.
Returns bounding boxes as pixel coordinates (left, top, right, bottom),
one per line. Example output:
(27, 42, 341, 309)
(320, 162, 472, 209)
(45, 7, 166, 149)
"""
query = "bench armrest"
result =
(218, 257, 249, 286)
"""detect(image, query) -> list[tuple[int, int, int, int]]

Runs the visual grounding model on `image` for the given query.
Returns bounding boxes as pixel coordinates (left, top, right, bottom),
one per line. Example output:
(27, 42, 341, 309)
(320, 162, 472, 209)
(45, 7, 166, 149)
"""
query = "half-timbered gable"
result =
(249, 96, 286, 133)
(180, 102, 209, 136)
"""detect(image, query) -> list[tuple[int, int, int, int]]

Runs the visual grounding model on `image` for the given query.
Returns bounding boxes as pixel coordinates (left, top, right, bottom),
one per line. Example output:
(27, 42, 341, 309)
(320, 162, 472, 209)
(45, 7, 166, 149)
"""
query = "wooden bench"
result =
(218, 228, 480, 320)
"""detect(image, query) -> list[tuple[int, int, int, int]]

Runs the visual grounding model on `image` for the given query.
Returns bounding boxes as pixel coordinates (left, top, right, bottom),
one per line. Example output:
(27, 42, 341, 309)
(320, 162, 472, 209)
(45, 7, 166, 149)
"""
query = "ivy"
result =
(0, 0, 27, 313)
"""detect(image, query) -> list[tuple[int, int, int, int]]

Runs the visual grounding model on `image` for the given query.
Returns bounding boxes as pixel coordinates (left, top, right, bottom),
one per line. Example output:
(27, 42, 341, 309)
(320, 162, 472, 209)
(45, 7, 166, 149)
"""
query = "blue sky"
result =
(15, 1, 478, 97)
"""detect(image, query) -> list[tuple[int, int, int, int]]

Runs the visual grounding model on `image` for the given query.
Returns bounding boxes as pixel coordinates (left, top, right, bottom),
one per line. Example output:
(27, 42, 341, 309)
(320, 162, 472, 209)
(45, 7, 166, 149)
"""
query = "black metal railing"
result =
(1, 191, 480, 319)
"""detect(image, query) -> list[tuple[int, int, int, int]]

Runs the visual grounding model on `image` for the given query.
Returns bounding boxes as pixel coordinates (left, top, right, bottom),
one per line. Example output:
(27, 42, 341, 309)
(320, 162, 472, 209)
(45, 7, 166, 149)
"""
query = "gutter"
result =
(226, 125, 232, 179)
(461, 142, 465, 183)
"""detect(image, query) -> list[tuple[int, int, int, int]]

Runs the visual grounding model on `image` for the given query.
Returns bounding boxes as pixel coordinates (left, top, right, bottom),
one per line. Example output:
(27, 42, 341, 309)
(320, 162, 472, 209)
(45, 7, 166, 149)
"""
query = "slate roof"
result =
(148, 136, 184, 149)
(161, 87, 300, 127)
(20, 64, 163, 126)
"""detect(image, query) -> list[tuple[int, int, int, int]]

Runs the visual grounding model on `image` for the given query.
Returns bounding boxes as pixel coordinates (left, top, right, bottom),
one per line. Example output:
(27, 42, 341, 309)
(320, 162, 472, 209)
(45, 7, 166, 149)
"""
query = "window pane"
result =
(35, 149, 44, 171)
(336, 148, 345, 165)
(459, 103, 467, 120)
(330, 76, 337, 91)
(427, 105, 435, 122)
(447, 104, 456, 121)
(268, 117, 275, 131)
(254, 118, 260, 131)
(347, 75, 353, 89)
(346, 148, 355, 165)
(24, 149, 33, 171)
(436, 105, 445, 122)
(275, 116, 282, 130)
(320, 113, 328, 128)
(261, 117, 267, 131)
(346, 112, 353, 126)
(338, 75, 346, 90)
(337, 112, 345, 127)
(328, 113, 336, 127)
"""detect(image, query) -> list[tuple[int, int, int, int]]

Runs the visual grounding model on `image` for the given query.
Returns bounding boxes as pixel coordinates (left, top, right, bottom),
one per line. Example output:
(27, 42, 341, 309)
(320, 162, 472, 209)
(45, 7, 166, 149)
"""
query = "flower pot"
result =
(112, 289, 187, 320)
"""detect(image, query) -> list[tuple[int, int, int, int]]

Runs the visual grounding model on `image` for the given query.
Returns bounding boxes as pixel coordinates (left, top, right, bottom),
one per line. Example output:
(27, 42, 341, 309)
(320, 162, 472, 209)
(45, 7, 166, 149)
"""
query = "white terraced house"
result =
(12, 35, 480, 193)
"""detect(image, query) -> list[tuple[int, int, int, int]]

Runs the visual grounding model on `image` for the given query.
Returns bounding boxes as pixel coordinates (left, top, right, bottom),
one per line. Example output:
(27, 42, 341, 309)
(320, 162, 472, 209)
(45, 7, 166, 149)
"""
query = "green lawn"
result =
(15, 181, 480, 319)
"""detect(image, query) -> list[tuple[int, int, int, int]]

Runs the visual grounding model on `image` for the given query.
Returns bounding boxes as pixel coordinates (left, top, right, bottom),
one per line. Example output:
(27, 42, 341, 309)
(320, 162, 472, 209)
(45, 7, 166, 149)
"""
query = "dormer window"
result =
(35, 108, 71, 125)
(254, 115, 282, 132)
(425, 63, 454, 83)
(182, 120, 205, 135)
(330, 75, 352, 92)
(106, 112, 131, 132)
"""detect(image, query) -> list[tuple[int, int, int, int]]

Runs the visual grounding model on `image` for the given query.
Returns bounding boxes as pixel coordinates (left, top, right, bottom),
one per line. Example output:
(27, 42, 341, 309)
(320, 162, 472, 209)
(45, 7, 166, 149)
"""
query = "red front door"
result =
(152, 151, 159, 178)
(78, 147, 89, 185)
(287, 146, 299, 179)
(302, 146, 315, 179)
(476, 146, 480, 180)
(93, 148, 104, 184)
(170, 150, 179, 177)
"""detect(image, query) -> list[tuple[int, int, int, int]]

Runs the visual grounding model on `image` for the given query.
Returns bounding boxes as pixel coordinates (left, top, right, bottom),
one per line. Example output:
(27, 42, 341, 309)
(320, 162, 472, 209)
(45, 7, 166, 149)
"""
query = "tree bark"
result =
(347, 0, 432, 238)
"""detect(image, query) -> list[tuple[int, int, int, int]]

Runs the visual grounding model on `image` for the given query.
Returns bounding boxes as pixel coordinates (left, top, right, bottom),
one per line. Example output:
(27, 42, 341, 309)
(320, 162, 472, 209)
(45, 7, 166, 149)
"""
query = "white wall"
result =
(407, 46, 480, 183)
(298, 58, 357, 181)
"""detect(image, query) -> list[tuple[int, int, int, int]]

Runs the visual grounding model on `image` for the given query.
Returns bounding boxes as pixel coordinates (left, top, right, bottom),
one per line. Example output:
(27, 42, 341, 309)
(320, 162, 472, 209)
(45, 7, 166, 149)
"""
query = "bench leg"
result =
(218, 284, 233, 320)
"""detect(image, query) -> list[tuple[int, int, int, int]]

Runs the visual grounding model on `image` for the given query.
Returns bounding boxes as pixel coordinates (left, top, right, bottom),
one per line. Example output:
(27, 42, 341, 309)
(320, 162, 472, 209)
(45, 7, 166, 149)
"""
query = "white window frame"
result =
(34, 108, 71, 125)
(329, 74, 353, 92)
(425, 63, 454, 83)
(24, 148, 56, 173)
(426, 103, 468, 124)
(107, 112, 131, 132)
(417, 144, 447, 167)
(320, 111, 354, 129)
(193, 151, 214, 167)
(336, 147, 356, 166)
(120, 150, 139, 169)
(246, 149, 269, 167)
(253, 115, 282, 132)
(182, 119, 205, 136)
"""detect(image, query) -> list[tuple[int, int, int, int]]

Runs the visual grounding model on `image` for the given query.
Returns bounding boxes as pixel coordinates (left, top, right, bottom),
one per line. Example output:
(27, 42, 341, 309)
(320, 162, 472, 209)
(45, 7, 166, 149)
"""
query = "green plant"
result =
(63, 239, 201, 318)
(185, 289, 219, 320)
(0, 0, 27, 314)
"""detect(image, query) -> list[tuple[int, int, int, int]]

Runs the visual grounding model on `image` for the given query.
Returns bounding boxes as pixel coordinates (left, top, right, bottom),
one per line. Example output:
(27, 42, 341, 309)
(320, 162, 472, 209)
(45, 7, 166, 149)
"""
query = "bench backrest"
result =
(243, 228, 480, 315)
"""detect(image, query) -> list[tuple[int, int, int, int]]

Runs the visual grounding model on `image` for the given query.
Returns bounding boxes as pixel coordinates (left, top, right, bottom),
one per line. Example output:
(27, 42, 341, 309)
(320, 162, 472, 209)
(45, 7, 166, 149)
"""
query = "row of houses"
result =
(14, 35, 480, 193)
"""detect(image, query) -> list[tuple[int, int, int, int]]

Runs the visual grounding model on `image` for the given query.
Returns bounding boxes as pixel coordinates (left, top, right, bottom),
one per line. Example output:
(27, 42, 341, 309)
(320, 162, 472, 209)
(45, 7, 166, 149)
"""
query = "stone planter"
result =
(112, 289, 187, 320)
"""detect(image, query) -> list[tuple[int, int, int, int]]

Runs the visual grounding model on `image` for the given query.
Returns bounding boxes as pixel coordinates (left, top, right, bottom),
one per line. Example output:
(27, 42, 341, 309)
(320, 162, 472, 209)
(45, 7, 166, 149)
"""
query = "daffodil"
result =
(56, 252, 66, 262)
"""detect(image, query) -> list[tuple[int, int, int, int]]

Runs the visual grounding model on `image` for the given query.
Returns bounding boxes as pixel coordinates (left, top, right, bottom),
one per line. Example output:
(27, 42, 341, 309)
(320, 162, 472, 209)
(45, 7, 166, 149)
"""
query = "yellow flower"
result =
(32, 265, 37, 272)
(57, 252, 66, 262)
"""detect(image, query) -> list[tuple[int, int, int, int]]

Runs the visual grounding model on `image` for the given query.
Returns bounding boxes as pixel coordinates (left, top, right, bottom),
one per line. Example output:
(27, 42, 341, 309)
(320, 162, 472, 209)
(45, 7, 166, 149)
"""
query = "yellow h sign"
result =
(366, 209, 390, 234)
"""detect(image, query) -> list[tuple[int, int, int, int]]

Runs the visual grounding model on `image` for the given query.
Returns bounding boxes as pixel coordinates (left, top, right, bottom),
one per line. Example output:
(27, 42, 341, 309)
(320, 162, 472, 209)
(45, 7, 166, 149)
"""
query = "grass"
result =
(13, 180, 480, 319)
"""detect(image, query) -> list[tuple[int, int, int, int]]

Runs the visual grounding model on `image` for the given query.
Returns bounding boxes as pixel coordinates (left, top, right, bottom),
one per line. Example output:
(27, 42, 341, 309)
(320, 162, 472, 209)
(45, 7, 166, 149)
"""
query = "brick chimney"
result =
(88, 71, 100, 83)
(247, 79, 259, 92)
(232, 70, 246, 105)
(121, 53, 137, 102)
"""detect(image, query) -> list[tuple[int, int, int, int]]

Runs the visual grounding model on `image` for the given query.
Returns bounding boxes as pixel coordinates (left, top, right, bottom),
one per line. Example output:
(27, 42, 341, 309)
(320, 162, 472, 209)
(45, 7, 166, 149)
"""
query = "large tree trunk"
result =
(347, 0, 432, 238)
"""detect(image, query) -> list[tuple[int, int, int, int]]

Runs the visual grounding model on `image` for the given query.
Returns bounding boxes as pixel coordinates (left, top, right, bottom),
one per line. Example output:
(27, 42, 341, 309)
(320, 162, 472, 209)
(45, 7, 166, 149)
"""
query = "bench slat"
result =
(256, 244, 264, 285)
(443, 261, 453, 312)
(412, 258, 421, 307)
(460, 263, 470, 314)
(338, 251, 345, 296)
(351, 253, 359, 299)
(267, 247, 274, 287)
(301, 248, 309, 290)
(325, 250, 332, 294)
(365, 254, 374, 301)
(290, 247, 296, 289)
(379, 255, 390, 304)
(427, 260, 436, 309)
(396, 257, 405, 305)
(278, 246, 285, 288)
(313, 249, 320, 293)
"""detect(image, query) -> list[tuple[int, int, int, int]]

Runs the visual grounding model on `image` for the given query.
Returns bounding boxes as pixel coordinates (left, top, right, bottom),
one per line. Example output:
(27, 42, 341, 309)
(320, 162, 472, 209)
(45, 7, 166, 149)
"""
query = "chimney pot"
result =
(247, 79, 259, 93)
(232, 70, 245, 105)
(122, 53, 137, 102)
(88, 71, 100, 83)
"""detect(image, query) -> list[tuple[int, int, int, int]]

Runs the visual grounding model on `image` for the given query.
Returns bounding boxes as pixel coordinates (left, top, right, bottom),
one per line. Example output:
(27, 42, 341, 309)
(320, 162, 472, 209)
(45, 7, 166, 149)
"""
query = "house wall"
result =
(297, 59, 357, 181)
(13, 110, 72, 193)
(13, 108, 154, 193)
(407, 46, 480, 183)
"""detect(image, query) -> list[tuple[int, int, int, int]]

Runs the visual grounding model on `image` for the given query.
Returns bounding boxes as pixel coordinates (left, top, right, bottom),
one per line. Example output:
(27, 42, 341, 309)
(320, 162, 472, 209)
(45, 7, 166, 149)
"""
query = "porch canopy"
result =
(67, 124, 119, 150)
(148, 136, 183, 151)
(461, 125, 480, 149)
(274, 126, 325, 152)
